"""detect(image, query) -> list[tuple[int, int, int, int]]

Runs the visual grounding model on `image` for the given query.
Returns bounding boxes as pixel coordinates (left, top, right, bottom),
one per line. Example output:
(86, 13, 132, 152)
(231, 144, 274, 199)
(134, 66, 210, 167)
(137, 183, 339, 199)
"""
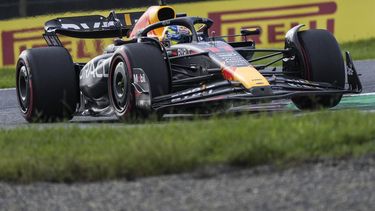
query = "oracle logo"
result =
(208, 2, 337, 43)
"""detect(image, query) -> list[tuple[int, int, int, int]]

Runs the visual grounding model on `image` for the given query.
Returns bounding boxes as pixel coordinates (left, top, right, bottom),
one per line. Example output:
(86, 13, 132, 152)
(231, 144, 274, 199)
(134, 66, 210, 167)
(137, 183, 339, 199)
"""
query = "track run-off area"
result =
(0, 60, 375, 210)
(1, 60, 375, 127)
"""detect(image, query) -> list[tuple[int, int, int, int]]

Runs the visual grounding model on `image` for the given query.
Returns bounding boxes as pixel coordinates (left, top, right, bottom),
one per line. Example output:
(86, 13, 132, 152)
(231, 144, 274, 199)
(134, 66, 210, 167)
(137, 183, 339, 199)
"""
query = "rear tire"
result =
(16, 47, 78, 122)
(108, 43, 170, 121)
(291, 29, 345, 110)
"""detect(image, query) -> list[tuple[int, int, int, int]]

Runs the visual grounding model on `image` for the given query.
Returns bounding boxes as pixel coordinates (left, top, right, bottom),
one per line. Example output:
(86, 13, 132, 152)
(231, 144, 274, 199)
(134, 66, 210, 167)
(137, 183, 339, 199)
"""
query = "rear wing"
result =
(43, 11, 143, 45)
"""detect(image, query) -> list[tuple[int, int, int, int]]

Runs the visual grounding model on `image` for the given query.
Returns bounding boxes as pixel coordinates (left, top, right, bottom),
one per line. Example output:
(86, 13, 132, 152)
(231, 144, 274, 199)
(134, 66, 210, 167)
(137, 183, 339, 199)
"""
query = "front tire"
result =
(108, 58, 134, 120)
(16, 47, 78, 122)
(291, 29, 345, 110)
(108, 43, 170, 121)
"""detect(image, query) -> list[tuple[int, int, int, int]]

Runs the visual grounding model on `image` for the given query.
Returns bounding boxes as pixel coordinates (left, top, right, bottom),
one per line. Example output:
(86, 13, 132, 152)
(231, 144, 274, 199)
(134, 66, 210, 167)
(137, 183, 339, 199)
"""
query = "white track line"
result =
(346, 92, 375, 97)
(0, 88, 16, 91)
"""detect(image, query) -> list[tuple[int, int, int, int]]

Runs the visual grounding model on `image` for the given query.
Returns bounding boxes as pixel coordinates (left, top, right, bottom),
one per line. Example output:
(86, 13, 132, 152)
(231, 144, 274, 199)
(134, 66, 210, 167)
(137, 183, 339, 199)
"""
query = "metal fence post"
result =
(19, 0, 27, 17)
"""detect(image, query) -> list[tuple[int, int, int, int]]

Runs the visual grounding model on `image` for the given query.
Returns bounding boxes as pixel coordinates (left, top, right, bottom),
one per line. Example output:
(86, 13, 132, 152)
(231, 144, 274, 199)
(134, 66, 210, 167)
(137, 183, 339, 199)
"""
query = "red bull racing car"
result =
(16, 2, 362, 122)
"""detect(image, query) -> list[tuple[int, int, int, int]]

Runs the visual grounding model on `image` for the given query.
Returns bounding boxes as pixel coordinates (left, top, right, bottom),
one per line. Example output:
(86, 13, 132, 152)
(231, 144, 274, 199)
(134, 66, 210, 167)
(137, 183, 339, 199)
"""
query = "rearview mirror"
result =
(241, 28, 261, 36)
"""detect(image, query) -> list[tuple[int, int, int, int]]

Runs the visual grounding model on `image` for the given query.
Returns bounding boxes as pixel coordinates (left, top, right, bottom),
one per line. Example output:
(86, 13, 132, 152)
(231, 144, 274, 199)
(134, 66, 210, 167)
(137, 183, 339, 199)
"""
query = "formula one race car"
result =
(15, 2, 362, 122)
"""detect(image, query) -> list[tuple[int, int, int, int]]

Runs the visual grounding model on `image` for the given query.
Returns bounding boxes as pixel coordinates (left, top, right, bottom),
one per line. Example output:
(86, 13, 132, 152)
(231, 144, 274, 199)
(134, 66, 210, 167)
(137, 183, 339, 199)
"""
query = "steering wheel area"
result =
(137, 17, 213, 43)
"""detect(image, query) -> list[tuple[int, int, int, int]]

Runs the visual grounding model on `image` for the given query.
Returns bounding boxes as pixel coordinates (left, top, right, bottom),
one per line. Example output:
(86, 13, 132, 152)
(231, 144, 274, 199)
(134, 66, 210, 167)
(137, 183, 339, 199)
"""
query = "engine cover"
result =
(79, 53, 112, 101)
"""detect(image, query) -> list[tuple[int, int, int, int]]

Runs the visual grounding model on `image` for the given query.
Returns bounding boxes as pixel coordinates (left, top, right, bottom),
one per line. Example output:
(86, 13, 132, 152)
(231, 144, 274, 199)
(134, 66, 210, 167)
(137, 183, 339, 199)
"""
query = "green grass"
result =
(1, 110, 375, 183)
(0, 68, 15, 88)
(341, 38, 375, 60)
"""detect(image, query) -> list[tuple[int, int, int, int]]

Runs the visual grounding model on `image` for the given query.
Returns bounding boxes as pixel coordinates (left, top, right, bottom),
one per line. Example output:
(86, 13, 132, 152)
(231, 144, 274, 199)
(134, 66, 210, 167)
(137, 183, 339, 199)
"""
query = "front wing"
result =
(151, 52, 362, 111)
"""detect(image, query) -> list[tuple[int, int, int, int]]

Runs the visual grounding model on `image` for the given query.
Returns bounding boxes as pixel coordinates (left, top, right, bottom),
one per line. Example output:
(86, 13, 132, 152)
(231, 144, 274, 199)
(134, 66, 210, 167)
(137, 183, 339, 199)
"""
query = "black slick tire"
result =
(108, 43, 170, 121)
(292, 29, 345, 110)
(16, 47, 78, 122)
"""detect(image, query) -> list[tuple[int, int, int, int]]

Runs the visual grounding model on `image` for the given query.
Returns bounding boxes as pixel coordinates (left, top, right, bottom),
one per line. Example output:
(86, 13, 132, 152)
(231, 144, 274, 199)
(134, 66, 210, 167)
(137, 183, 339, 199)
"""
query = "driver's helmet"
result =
(163, 25, 191, 45)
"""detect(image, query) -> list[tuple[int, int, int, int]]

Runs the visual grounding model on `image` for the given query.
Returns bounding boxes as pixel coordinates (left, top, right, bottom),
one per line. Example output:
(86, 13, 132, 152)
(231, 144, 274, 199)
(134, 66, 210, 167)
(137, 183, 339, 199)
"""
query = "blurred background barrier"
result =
(0, 0, 205, 20)
(0, 0, 374, 67)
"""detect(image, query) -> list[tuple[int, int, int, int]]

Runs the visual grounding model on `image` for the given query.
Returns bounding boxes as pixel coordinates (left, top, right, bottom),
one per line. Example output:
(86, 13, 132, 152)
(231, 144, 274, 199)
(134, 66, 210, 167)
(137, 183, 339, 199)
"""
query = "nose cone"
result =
(229, 66, 270, 89)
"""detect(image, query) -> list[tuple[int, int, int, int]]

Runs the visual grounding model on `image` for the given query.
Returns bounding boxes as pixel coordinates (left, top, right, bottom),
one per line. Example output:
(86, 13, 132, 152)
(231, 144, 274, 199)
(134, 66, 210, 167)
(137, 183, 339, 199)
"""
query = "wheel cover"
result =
(17, 65, 30, 113)
(111, 62, 129, 112)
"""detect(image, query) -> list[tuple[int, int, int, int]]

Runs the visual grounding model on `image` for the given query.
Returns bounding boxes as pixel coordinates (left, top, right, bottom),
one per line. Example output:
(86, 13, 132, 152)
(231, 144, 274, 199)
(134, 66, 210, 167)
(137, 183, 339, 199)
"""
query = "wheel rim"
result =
(112, 62, 128, 111)
(17, 65, 30, 113)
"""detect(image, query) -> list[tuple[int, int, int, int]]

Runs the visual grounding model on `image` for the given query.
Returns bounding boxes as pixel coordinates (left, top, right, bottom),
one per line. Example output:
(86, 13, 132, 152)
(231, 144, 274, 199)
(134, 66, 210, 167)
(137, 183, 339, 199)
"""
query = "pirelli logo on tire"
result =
(0, 0, 374, 67)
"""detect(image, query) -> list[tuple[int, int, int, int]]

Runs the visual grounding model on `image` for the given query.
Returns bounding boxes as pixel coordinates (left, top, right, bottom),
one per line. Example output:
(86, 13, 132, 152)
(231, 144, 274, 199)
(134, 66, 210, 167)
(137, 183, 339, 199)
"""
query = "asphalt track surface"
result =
(0, 155, 374, 211)
(1, 60, 375, 210)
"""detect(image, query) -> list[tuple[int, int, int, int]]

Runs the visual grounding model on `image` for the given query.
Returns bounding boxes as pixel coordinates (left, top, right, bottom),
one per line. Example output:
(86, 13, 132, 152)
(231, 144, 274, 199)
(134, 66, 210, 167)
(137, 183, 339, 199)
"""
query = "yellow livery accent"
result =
(148, 6, 176, 36)
(124, 13, 131, 25)
(232, 66, 270, 89)
(129, 5, 176, 38)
